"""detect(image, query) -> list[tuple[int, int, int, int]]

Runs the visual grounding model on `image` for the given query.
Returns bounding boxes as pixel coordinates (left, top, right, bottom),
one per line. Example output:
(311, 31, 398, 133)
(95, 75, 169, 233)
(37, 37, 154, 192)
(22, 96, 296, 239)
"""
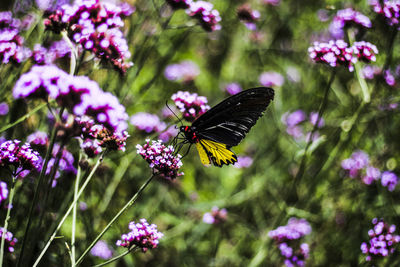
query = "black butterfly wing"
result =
(192, 87, 274, 147)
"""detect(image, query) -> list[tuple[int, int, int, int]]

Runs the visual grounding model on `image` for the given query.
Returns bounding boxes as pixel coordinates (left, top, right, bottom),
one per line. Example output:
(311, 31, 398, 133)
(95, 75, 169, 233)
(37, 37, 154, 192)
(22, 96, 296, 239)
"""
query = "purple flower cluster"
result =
(158, 126, 179, 143)
(202, 206, 228, 224)
(269, 218, 311, 267)
(233, 156, 253, 169)
(361, 218, 400, 261)
(164, 60, 200, 83)
(31, 39, 71, 65)
(362, 65, 399, 87)
(171, 91, 210, 122)
(0, 102, 9, 116)
(341, 150, 398, 191)
(90, 240, 113, 260)
(329, 8, 371, 38)
(166, 0, 192, 9)
(0, 181, 8, 204)
(370, 0, 400, 28)
(47, 144, 77, 187)
(13, 65, 129, 141)
(130, 112, 167, 134)
(116, 219, 164, 252)
(0, 11, 31, 64)
(237, 4, 260, 31)
(281, 110, 324, 142)
(136, 139, 183, 179)
(259, 71, 285, 87)
(223, 82, 242, 95)
(308, 40, 378, 72)
(186, 1, 222, 32)
(27, 131, 49, 153)
(44, 0, 133, 73)
(0, 228, 17, 253)
(0, 140, 41, 176)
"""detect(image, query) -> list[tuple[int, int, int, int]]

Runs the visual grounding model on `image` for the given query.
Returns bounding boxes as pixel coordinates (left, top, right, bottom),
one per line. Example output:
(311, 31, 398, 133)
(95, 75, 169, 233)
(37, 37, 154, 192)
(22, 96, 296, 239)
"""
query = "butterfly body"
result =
(175, 87, 274, 167)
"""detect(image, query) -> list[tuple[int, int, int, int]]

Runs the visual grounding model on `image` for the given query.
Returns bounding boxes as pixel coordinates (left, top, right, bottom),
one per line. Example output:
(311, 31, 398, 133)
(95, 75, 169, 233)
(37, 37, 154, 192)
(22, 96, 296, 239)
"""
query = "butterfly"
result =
(172, 87, 274, 167)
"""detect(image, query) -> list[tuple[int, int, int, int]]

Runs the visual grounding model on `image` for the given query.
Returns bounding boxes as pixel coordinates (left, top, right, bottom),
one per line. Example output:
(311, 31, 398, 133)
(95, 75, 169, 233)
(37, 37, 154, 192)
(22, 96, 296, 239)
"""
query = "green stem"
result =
(92, 246, 139, 267)
(76, 173, 156, 266)
(33, 151, 106, 267)
(61, 31, 78, 75)
(71, 151, 83, 266)
(0, 177, 17, 266)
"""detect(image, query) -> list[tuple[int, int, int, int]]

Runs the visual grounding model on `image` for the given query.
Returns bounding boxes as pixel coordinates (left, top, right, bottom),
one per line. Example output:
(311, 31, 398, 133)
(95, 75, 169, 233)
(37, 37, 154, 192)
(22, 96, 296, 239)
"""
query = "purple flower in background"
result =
(116, 219, 163, 252)
(0, 140, 42, 176)
(362, 65, 381, 79)
(282, 110, 322, 142)
(381, 171, 398, 191)
(44, 0, 133, 73)
(309, 112, 325, 127)
(158, 126, 179, 143)
(370, 0, 400, 28)
(35, 0, 69, 11)
(362, 166, 381, 185)
(166, 0, 192, 9)
(341, 150, 369, 178)
(136, 139, 183, 179)
(263, 0, 280, 6)
(0, 102, 8, 115)
(0, 228, 17, 253)
(202, 206, 228, 224)
(234, 156, 253, 169)
(384, 70, 396, 86)
(46, 144, 77, 187)
(224, 83, 242, 95)
(130, 112, 166, 133)
(361, 218, 400, 261)
(269, 218, 312, 242)
(90, 240, 113, 259)
(0, 181, 8, 204)
(237, 4, 260, 30)
(187, 1, 221, 31)
(32, 39, 72, 65)
(282, 110, 306, 127)
(171, 91, 210, 122)
(259, 71, 284, 87)
(164, 60, 200, 83)
(27, 131, 49, 153)
(329, 8, 372, 38)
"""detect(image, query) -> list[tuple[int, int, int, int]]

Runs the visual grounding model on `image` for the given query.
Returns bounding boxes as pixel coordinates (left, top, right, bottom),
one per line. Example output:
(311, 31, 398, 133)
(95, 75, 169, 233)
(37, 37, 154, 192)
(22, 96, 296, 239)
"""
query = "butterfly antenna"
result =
(166, 101, 183, 128)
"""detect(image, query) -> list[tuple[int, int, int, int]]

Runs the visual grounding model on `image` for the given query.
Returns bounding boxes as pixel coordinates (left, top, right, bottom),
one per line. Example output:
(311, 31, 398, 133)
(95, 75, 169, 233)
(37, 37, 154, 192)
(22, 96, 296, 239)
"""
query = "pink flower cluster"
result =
(130, 112, 167, 134)
(361, 218, 400, 261)
(31, 39, 72, 65)
(171, 91, 210, 122)
(164, 60, 200, 83)
(13, 65, 129, 141)
(370, 0, 400, 28)
(341, 150, 398, 191)
(44, 0, 133, 73)
(308, 40, 378, 72)
(329, 8, 371, 38)
(0, 228, 17, 253)
(0, 140, 42, 176)
(136, 139, 183, 179)
(116, 219, 164, 252)
(202, 206, 228, 224)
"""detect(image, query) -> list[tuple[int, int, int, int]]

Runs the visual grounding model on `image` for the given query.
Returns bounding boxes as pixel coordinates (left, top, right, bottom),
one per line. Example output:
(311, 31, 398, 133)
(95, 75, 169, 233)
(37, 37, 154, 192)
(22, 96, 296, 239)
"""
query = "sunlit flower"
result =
(164, 60, 200, 83)
(171, 91, 210, 122)
(269, 218, 312, 242)
(90, 240, 113, 260)
(381, 171, 398, 191)
(187, 1, 221, 31)
(329, 8, 371, 38)
(130, 112, 166, 133)
(234, 156, 253, 169)
(202, 206, 227, 224)
(259, 71, 284, 87)
(370, 0, 400, 28)
(223, 83, 242, 95)
(116, 219, 164, 252)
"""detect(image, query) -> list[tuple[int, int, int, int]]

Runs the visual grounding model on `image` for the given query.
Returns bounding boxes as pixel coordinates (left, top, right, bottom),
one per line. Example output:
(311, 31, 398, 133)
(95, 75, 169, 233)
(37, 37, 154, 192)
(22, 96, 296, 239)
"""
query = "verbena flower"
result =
(130, 112, 167, 133)
(259, 71, 284, 87)
(32, 39, 71, 65)
(281, 110, 324, 142)
(362, 166, 381, 185)
(46, 144, 77, 187)
(269, 218, 312, 242)
(384, 70, 396, 86)
(90, 240, 113, 260)
(280, 242, 309, 267)
(361, 218, 400, 261)
(158, 126, 179, 143)
(341, 150, 370, 178)
(329, 8, 371, 38)
(171, 91, 210, 122)
(186, 1, 221, 31)
(0, 102, 9, 116)
(116, 219, 164, 252)
(233, 156, 253, 169)
(223, 82, 242, 95)
(202, 206, 228, 224)
(237, 4, 260, 30)
(308, 40, 378, 72)
(166, 0, 192, 9)
(136, 139, 183, 179)
(44, 0, 133, 73)
(164, 60, 200, 83)
(370, 0, 400, 28)
(0, 181, 8, 204)
(362, 65, 381, 79)
(27, 131, 49, 153)
(381, 171, 398, 191)
(0, 228, 17, 253)
(0, 140, 42, 176)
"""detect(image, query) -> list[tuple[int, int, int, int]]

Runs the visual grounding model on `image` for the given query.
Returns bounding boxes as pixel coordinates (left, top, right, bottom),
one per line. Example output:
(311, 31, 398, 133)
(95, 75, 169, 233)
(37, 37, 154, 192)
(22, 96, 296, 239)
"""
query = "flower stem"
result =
(33, 151, 106, 267)
(92, 246, 139, 267)
(75, 173, 156, 266)
(0, 177, 17, 266)
(62, 31, 78, 76)
(71, 151, 83, 266)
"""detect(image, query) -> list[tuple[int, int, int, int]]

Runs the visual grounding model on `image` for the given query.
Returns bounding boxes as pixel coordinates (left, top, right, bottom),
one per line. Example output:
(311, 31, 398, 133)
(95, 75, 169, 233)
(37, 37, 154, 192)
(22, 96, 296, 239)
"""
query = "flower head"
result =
(381, 171, 398, 191)
(0, 228, 17, 253)
(130, 112, 166, 133)
(341, 150, 370, 178)
(0, 181, 8, 204)
(370, 0, 400, 28)
(90, 240, 113, 259)
(237, 4, 260, 30)
(158, 126, 179, 143)
(202, 206, 228, 224)
(186, 1, 221, 31)
(136, 139, 183, 179)
(329, 8, 371, 38)
(0, 102, 9, 116)
(171, 91, 210, 122)
(233, 156, 253, 169)
(164, 60, 200, 83)
(223, 83, 242, 95)
(116, 219, 163, 252)
(268, 218, 312, 242)
(259, 71, 284, 87)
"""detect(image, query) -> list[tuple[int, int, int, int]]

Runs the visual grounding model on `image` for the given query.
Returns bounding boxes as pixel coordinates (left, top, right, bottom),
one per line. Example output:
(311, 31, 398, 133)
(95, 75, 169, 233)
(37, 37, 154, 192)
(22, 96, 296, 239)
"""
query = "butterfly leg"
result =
(180, 144, 192, 159)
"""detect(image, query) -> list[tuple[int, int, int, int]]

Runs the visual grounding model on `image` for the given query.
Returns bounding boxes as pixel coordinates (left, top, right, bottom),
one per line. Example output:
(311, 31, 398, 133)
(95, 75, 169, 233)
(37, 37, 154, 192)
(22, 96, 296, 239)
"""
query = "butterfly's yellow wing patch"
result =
(195, 142, 211, 167)
(198, 139, 237, 167)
